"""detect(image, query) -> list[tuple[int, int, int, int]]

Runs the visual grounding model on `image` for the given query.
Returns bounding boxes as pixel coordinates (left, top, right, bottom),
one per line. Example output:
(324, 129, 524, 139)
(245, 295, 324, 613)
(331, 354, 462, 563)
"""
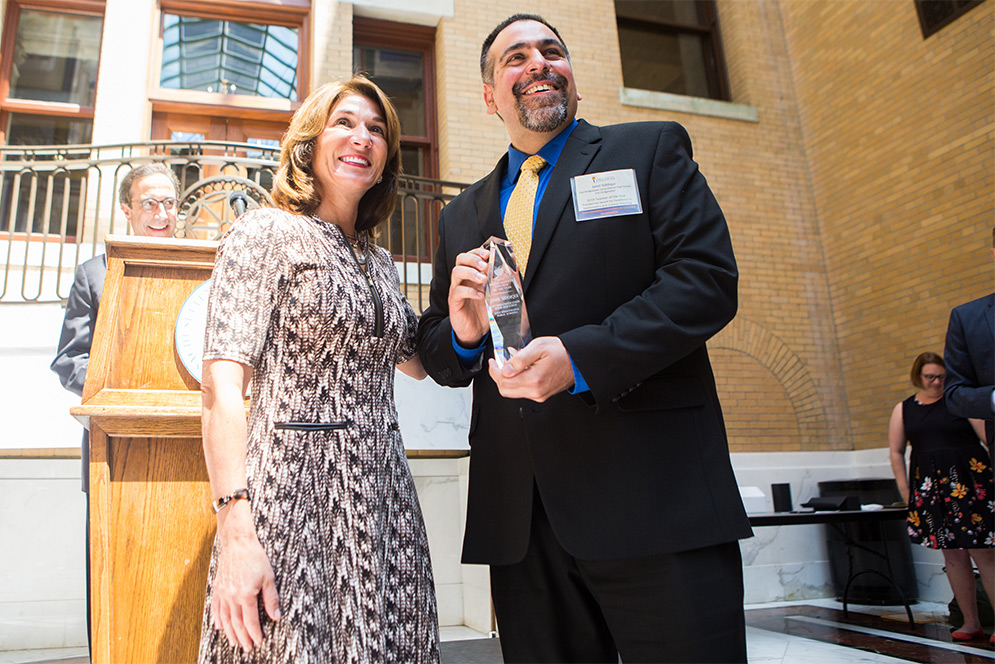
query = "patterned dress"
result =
(903, 395, 994, 550)
(198, 208, 439, 663)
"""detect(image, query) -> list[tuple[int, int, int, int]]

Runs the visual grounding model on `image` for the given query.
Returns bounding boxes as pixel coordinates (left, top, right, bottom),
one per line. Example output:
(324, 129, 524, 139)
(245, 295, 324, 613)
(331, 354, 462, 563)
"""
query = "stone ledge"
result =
(619, 87, 759, 123)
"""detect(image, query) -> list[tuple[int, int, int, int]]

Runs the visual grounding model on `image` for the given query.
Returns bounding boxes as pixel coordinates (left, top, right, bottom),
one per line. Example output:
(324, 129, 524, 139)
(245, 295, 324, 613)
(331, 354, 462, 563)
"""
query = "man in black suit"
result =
(417, 14, 751, 663)
(944, 229, 995, 446)
(51, 161, 179, 649)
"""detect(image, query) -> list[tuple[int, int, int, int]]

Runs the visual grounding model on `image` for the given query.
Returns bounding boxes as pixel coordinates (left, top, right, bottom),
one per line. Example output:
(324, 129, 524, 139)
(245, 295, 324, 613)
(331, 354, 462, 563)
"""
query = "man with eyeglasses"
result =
(50, 161, 180, 652)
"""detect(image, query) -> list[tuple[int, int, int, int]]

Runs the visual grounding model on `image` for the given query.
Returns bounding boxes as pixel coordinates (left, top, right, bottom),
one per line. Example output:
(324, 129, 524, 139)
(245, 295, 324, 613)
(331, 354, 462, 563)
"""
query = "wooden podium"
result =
(72, 236, 223, 662)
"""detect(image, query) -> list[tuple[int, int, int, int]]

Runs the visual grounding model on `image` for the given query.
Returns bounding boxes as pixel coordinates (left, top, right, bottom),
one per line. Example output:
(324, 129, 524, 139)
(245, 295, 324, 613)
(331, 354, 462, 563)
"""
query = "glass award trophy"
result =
(484, 236, 532, 368)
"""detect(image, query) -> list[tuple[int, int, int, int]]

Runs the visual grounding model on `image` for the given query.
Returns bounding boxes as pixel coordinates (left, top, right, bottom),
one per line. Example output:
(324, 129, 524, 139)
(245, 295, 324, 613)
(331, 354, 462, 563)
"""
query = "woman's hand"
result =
(211, 501, 281, 651)
(201, 359, 279, 651)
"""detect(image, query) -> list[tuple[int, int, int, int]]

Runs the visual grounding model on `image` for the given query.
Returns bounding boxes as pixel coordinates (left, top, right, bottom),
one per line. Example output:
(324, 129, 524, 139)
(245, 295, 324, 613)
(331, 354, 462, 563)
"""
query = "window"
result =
(353, 17, 437, 180)
(150, 2, 306, 217)
(152, 1, 308, 111)
(353, 17, 438, 263)
(615, 0, 729, 101)
(0, 0, 105, 238)
(160, 14, 299, 101)
(0, 1, 104, 145)
(914, 0, 986, 39)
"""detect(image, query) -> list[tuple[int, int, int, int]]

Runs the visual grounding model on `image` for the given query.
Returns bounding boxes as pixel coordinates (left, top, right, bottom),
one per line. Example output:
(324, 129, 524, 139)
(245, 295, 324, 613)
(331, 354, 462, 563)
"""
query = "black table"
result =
(748, 507, 916, 627)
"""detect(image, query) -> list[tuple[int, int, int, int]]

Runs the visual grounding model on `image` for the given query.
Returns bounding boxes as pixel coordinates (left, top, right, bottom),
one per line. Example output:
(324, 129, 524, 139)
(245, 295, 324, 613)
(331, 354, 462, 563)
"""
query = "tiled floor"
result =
(2, 599, 992, 663)
(744, 599, 993, 663)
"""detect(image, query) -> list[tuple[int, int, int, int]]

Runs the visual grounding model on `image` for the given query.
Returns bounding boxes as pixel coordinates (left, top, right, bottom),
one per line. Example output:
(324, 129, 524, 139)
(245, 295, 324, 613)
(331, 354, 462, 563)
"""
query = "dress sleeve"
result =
(203, 209, 285, 367)
(396, 295, 419, 364)
(377, 245, 419, 365)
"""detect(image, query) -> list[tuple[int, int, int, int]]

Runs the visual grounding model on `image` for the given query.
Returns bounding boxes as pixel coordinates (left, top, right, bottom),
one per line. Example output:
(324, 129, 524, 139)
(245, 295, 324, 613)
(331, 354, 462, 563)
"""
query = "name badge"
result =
(570, 168, 643, 221)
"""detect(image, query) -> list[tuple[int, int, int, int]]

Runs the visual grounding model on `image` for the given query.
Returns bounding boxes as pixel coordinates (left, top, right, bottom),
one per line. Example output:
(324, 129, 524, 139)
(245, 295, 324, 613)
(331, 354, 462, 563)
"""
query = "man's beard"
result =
(513, 72, 569, 133)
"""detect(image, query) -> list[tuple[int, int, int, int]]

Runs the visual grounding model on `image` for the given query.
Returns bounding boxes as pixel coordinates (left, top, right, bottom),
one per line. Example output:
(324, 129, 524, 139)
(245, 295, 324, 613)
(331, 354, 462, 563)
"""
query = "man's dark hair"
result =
(118, 162, 181, 206)
(480, 14, 569, 84)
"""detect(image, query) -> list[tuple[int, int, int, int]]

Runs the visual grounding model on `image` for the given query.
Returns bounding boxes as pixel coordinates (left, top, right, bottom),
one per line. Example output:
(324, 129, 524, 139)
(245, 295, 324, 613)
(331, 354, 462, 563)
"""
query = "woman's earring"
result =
(377, 176, 383, 184)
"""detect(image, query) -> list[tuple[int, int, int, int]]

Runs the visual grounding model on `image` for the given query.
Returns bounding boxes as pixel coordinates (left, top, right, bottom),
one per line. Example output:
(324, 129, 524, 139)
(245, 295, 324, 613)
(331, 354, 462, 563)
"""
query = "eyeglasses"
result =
(137, 197, 178, 213)
(921, 373, 945, 383)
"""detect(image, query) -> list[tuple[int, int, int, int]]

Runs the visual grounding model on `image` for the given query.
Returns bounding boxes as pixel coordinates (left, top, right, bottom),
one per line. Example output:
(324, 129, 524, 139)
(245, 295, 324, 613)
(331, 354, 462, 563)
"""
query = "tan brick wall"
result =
(712, 348, 802, 450)
(311, 1, 353, 88)
(780, 0, 994, 450)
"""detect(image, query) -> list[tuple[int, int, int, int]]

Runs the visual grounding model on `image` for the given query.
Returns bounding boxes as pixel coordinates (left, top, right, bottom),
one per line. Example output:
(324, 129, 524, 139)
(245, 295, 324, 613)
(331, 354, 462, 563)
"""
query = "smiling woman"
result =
(271, 78, 402, 234)
(197, 75, 438, 662)
(309, 94, 389, 226)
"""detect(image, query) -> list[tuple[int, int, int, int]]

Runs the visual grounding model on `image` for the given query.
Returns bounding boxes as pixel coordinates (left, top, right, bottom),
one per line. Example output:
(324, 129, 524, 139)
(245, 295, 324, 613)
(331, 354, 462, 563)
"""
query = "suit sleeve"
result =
(416, 205, 486, 388)
(944, 305, 993, 419)
(559, 123, 737, 405)
(51, 264, 97, 397)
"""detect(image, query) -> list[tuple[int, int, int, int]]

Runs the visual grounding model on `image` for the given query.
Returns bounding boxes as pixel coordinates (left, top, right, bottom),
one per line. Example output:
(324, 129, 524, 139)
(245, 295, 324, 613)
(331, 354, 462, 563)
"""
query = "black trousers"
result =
(490, 489, 747, 663)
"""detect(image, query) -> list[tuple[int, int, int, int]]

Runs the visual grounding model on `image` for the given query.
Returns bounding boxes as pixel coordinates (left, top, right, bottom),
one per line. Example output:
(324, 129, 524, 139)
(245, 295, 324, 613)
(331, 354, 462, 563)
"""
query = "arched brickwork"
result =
(710, 318, 829, 450)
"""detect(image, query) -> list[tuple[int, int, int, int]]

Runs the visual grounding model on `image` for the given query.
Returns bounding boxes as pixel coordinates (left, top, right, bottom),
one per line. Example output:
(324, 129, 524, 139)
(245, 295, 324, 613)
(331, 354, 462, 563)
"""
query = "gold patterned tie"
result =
(503, 155, 547, 275)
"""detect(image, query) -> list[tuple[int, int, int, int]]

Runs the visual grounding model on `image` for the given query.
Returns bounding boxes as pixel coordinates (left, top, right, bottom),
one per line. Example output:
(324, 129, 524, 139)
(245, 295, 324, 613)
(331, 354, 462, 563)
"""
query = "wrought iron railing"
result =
(0, 141, 468, 311)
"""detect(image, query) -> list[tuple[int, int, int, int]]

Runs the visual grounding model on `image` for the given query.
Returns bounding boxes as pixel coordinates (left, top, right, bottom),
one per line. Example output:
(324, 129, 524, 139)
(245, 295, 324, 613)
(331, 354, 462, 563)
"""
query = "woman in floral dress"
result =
(198, 76, 439, 662)
(889, 351, 994, 642)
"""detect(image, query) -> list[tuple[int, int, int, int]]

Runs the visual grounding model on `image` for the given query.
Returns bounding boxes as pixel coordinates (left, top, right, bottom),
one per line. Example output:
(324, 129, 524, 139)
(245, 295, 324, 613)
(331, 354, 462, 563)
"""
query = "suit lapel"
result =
(474, 154, 509, 245)
(524, 120, 602, 292)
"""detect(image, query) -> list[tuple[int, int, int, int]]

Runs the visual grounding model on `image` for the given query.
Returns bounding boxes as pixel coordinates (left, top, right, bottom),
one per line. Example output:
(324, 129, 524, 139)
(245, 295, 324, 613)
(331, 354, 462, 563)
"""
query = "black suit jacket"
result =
(51, 254, 106, 489)
(944, 292, 994, 446)
(417, 120, 752, 564)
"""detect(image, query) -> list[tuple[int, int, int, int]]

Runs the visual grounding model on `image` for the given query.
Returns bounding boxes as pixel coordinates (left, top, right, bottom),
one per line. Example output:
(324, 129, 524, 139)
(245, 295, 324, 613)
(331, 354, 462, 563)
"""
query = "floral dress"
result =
(903, 395, 994, 549)
(198, 208, 439, 663)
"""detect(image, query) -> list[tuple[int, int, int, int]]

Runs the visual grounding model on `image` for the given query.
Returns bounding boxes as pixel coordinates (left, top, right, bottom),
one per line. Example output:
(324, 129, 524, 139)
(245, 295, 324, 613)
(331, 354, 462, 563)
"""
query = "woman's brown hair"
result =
(910, 351, 944, 388)
(271, 75, 402, 232)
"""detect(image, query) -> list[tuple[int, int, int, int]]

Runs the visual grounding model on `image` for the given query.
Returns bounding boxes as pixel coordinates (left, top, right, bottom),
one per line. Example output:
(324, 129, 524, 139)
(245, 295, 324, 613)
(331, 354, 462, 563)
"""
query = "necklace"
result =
(311, 214, 368, 265)
(339, 226, 368, 266)
(350, 240, 368, 266)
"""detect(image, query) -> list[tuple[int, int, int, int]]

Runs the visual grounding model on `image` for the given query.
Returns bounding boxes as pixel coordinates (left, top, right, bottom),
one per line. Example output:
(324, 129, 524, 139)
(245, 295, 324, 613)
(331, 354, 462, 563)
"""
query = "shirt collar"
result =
(504, 118, 579, 185)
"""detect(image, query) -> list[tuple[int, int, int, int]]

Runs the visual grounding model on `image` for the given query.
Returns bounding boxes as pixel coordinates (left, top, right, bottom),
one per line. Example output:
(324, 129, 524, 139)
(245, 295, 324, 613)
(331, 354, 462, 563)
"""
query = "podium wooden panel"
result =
(72, 236, 222, 663)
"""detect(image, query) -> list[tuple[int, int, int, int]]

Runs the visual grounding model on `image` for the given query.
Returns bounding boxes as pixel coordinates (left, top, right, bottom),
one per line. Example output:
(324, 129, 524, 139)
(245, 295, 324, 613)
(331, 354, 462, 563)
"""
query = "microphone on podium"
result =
(228, 191, 249, 218)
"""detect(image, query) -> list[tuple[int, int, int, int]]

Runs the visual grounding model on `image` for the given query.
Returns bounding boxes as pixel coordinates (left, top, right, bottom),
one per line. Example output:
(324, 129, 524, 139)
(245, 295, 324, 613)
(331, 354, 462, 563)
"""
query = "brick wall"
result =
(779, 0, 994, 449)
(312, 1, 353, 87)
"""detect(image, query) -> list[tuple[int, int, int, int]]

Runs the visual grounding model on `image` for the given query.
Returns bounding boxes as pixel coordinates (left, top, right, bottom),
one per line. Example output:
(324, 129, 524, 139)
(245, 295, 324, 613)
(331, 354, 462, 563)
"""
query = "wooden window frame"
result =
(0, 0, 106, 145)
(353, 16, 439, 179)
(150, 0, 310, 116)
(616, 0, 731, 102)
